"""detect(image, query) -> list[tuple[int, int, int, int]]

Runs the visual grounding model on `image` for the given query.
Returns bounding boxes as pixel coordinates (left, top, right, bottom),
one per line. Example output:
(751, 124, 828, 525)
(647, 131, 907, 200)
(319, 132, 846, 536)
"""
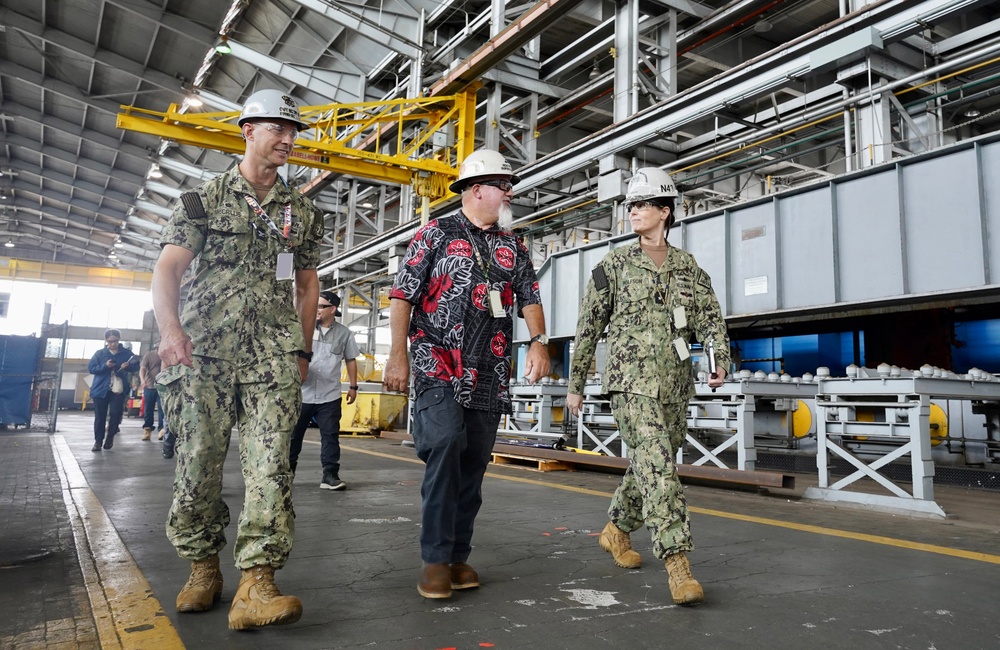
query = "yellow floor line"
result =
(343, 442, 1000, 566)
(52, 436, 185, 650)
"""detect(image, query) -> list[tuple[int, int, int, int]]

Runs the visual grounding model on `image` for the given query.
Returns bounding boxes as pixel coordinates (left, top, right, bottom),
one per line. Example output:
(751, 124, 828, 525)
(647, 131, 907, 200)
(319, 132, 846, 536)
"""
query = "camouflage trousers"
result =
(158, 354, 300, 569)
(609, 392, 692, 559)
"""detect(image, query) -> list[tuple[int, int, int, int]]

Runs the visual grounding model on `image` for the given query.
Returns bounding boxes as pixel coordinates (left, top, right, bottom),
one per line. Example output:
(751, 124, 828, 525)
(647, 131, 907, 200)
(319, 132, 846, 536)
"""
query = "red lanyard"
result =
(243, 194, 293, 248)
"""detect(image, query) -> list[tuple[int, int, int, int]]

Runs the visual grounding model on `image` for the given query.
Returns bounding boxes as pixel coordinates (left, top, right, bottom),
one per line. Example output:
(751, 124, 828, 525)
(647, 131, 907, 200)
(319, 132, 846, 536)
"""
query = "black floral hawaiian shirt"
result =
(390, 212, 542, 413)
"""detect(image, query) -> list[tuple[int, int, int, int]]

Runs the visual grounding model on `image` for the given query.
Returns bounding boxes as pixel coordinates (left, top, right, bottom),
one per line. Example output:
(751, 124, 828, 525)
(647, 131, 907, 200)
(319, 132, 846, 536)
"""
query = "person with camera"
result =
(87, 328, 135, 451)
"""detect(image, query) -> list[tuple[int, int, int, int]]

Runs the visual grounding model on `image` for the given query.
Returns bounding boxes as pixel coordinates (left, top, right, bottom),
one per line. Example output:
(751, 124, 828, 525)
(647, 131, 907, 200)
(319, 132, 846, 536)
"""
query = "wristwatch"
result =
(297, 350, 313, 362)
(349, 385, 359, 390)
(530, 334, 549, 346)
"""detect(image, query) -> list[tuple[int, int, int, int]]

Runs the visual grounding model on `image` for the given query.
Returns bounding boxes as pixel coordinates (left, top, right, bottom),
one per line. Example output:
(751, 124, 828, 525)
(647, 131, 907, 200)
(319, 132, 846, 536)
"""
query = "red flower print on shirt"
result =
(495, 245, 515, 269)
(430, 347, 462, 380)
(491, 331, 507, 357)
(472, 283, 489, 310)
(423, 274, 453, 313)
(447, 239, 473, 257)
(406, 248, 426, 266)
(501, 282, 513, 307)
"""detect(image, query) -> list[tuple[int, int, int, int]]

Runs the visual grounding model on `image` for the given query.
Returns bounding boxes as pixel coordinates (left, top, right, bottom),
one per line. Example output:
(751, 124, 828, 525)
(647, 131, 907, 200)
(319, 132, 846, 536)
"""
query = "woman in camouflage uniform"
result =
(566, 168, 730, 606)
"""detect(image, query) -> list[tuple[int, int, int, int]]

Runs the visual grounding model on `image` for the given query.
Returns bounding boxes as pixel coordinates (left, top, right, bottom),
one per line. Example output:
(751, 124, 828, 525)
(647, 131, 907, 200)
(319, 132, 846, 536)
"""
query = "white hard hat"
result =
(625, 167, 679, 203)
(449, 149, 520, 193)
(238, 89, 309, 131)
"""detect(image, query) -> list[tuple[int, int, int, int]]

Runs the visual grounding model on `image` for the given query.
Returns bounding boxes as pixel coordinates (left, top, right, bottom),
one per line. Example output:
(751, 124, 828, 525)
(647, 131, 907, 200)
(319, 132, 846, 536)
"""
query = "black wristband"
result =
(297, 350, 313, 362)
(349, 385, 359, 390)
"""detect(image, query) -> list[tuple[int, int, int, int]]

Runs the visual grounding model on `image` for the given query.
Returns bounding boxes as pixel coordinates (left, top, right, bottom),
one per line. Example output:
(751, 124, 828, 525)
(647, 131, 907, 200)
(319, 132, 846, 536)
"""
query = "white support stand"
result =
(807, 374, 1000, 518)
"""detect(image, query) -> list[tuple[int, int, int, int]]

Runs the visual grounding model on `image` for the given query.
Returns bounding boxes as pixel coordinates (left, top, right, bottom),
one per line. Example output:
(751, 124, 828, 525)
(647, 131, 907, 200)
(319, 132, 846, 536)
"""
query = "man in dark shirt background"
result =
(384, 148, 550, 599)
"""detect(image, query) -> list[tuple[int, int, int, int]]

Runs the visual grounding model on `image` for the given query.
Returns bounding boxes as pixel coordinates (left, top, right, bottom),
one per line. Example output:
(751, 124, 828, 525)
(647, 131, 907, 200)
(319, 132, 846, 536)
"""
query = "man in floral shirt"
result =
(384, 149, 550, 599)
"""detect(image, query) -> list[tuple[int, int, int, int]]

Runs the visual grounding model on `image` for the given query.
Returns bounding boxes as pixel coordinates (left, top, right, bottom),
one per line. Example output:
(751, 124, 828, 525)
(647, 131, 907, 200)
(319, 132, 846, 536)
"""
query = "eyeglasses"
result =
(624, 200, 663, 213)
(477, 179, 514, 192)
(257, 122, 299, 138)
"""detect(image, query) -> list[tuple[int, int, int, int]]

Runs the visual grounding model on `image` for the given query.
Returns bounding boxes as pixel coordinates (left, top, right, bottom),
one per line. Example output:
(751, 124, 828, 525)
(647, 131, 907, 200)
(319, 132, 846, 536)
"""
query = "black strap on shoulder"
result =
(592, 263, 610, 291)
(180, 192, 207, 220)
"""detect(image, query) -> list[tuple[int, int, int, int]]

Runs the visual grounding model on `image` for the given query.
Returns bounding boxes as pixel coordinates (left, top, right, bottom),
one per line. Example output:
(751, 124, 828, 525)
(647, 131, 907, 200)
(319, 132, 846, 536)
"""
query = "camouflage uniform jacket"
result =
(568, 242, 730, 402)
(160, 165, 323, 366)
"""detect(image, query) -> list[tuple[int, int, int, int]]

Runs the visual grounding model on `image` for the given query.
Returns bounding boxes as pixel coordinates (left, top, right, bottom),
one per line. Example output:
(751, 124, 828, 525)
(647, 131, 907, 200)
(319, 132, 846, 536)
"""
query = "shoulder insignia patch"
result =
(592, 264, 610, 291)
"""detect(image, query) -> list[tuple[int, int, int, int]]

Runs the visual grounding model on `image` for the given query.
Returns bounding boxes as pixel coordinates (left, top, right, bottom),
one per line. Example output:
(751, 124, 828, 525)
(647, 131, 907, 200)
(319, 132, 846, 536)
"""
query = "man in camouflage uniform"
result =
(566, 168, 729, 606)
(152, 89, 322, 630)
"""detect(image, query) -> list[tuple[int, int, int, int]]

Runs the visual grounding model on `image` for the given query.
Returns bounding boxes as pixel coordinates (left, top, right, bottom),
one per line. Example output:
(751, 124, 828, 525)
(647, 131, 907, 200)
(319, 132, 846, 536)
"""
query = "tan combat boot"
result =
(599, 521, 642, 568)
(664, 552, 704, 606)
(228, 565, 302, 630)
(176, 554, 223, 612)
(142, 427, 152, 441)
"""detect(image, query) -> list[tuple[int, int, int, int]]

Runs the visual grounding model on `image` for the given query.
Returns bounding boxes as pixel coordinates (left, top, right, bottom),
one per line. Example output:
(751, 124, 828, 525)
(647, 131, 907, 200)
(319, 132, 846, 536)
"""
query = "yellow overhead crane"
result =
(116, 90, 479, 204)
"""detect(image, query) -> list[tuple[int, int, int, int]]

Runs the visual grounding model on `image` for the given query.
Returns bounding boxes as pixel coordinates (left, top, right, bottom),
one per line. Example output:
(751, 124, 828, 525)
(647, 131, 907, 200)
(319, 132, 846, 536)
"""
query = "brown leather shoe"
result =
(228, 565, 302, 629)
(450, 562, 480, 590)
(417, 563, 452, 599)
(176, 555, 223, 613)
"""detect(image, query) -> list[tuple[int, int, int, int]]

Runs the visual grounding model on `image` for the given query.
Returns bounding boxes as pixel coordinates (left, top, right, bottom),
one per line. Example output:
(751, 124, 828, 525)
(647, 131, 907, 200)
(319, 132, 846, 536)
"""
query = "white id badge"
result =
(673, 306, 687, 329)
(489, 289, 505, 318)
(276, 252, 294, 280)
(673, 337, 690, 361)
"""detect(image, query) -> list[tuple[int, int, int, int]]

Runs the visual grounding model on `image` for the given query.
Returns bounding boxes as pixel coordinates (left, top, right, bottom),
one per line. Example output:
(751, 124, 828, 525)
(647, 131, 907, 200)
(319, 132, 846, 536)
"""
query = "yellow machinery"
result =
(117, 91, 478, 204)
(340, 391, 407, 435)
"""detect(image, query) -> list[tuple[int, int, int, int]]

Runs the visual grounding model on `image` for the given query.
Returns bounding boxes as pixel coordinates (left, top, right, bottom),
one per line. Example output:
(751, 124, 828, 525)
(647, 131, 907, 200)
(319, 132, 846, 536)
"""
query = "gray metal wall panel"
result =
(835, 169, 905, 302)
(678, 215, 729, 315)
(778, 188, 837, 309)
(901, 150, 985, 292)
(729, 203, 778, 314)
(981, 141, 1000, 286)
(531, 135, 1000, 328)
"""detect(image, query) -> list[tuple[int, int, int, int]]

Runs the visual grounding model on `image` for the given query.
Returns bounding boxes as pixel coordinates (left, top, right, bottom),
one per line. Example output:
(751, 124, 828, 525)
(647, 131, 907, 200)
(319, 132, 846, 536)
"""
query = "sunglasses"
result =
(477, 179, 514, 192)
(257, 122, 300, 138)
(624, 200, 664, 213)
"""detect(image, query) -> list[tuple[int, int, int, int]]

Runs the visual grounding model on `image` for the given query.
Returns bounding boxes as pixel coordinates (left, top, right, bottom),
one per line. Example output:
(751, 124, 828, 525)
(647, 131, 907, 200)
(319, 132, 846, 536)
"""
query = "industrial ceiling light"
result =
(754, 17, 773, 33)
(114, 239, 124, 248)
(964, 105, 981, 118)
(589, 58, 600, 80)
(4, 239, 13, 248)
(186, 94, 204, 108)
(149, 164, 163, 179)
(214, 35, 232, 55)
(108, 251, 117, 259)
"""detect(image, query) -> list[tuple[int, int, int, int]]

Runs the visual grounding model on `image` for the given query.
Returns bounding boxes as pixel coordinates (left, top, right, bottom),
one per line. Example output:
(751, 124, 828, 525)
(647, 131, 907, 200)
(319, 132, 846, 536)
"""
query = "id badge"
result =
(673, 306, 687, 329)
(276, 252, 294, 280)
(673, 337, 690, 361)
(489, 289, 505, 318)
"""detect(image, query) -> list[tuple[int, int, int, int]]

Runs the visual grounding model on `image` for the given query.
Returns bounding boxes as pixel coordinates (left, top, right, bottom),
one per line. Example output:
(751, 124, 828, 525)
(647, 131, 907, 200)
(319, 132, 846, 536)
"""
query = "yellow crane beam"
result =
(117, 90, 479, 202)
(1, 257, 153, 290)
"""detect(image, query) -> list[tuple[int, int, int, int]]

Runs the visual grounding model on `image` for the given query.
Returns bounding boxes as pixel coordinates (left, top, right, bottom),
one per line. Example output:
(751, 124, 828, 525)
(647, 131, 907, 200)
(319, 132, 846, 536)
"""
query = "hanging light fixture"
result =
(214, 35, 232, 55)
(4, 239, 13, 248)
(964, 105, 981, 118)
(754, 16, 773, 33)
(589, 58, 601, 80)
(149, 164, 163, 179)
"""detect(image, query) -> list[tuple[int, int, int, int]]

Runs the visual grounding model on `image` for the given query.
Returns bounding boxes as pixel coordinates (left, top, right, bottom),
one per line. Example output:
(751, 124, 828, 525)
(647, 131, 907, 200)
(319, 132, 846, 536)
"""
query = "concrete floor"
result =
(1, 411, 998, 650)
